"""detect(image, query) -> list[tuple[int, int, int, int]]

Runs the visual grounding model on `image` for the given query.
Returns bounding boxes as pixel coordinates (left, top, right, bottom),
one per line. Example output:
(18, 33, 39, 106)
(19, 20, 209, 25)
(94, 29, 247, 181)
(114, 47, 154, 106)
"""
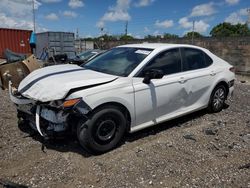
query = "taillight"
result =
(229, 67, 235, 73)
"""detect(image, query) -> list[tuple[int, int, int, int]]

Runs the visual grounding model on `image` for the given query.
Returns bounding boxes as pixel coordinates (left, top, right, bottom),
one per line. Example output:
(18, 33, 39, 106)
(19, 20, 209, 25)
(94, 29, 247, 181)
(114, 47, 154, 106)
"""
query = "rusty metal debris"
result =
(0, 50, 41, 90)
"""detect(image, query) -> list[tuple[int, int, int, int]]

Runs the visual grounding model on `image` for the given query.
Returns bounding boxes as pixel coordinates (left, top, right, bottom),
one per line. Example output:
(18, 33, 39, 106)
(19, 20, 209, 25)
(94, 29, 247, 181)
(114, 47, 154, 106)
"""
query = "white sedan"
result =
(10, 43, 235, 154)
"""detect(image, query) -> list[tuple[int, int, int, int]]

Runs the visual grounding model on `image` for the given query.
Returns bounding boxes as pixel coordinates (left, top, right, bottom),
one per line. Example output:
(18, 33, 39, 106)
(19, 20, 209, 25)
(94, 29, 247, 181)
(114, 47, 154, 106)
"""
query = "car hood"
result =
(18, 64, 118, 102)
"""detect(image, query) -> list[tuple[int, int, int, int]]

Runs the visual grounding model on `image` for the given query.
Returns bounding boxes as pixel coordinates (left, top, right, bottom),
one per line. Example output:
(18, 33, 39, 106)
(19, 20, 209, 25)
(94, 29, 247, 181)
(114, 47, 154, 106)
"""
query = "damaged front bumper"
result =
(9, 81, 91, 138)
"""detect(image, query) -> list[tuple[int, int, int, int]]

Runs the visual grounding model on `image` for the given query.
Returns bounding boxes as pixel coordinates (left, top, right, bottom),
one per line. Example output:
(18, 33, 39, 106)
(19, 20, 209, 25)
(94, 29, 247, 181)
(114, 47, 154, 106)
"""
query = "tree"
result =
(97, 34, 118, 41)
(210, 22, 250, 37)
(120, 34, 135, 40)
(83, 37, 94, 41)
(184, 31, 203, 38)
(144, 35, 156, 39)
(163, 33, 179, 39)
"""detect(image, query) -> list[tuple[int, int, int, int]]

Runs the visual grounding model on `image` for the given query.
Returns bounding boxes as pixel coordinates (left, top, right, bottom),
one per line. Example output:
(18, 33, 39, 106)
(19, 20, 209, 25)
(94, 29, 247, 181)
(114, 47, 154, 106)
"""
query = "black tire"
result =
(208, 85, 227, 113)
(77, 105, 127, 154)
(17, 110, 29, 132)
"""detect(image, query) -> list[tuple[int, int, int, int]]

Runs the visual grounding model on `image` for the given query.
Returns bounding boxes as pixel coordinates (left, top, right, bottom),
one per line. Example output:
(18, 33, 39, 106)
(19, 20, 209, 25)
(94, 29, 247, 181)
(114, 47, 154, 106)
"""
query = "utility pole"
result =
(76, 28, 79, 39)
(32, 0, 36, 32)
(100, 27, 104, 50)
(100, 27, 104, 36)
(76, 28, 80, 52)
(247, 8, 250, 25)
(125, 21, 128, 36)
(192, 20, 195, 44)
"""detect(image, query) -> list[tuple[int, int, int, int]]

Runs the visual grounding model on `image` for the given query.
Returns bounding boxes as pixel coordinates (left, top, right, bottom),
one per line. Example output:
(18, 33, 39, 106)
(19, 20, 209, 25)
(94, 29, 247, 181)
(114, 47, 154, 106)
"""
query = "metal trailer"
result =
(36, 32, 76, 60)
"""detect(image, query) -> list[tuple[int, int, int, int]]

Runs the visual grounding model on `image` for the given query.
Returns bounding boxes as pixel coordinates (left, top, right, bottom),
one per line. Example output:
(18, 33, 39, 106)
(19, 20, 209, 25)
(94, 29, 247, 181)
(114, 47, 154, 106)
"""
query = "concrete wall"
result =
(97, 37, 250, 74)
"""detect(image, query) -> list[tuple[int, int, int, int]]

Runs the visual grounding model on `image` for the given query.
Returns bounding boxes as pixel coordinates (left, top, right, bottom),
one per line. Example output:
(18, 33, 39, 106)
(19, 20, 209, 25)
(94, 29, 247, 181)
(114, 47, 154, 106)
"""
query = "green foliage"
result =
(85, 34, 136, 41)
(97, 34, 119, 41)
(144, 35, 163, 39)
(83, 37, 94, 41)
(144, 35, 156, 39)
(184, 31, 203, 38)
(163, 33, 179, 39)
(210, 22, 250, 37)
(119, 35, 135, 40)
(144, 33, 179, 40)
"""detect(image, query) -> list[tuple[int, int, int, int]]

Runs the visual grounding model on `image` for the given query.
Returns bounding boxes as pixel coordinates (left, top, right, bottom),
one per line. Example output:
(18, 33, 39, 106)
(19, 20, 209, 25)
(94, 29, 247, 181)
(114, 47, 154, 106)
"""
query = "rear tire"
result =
(208, 85, 227, 113)
(77, 105, 126, 154)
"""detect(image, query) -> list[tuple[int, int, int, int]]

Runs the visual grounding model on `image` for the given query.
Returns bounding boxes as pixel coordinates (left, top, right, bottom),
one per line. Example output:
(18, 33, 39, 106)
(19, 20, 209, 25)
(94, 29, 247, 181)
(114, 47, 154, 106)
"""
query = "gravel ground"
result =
(0, 82, 249, 188)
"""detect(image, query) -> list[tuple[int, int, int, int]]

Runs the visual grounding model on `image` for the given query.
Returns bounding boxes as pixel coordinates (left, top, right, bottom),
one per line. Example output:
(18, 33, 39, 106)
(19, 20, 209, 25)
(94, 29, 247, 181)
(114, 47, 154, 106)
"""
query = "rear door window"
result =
(182, 48, 210, 71)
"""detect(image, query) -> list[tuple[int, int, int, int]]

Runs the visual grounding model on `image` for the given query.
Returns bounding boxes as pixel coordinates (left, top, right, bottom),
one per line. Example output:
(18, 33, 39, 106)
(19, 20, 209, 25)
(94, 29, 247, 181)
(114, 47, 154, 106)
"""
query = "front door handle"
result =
(210, 71, 216, 76)
(179, 77, 186, 84)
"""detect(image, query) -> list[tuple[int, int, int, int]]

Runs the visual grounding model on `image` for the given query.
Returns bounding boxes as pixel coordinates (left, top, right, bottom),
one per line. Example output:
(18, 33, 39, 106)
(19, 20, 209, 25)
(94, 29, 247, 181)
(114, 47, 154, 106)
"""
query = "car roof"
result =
(117, 43, 206, 51)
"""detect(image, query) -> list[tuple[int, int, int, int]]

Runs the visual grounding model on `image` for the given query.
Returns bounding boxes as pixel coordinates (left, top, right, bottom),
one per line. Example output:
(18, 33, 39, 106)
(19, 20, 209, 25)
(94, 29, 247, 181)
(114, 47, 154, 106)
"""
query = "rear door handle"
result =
(179, 77, 186, 84)
(210, 71, 216, 76)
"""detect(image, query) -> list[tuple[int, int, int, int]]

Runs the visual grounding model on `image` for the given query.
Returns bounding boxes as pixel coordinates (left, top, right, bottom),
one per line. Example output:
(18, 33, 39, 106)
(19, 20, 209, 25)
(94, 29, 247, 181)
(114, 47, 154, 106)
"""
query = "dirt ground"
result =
(0, 82, 249, 188)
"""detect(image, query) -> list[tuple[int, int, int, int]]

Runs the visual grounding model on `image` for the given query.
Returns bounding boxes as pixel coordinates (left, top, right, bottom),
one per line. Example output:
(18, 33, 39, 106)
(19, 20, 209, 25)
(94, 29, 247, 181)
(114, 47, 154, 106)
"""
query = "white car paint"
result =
(18, 64, 118, 102)
(11, 43, 235, 134)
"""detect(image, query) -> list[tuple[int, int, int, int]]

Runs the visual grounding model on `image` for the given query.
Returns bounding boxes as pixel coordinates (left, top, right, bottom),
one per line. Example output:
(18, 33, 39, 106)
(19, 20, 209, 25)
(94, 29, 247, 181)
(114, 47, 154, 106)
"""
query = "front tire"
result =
(208, 85, 227, 113)
(77, 105, 126, 154)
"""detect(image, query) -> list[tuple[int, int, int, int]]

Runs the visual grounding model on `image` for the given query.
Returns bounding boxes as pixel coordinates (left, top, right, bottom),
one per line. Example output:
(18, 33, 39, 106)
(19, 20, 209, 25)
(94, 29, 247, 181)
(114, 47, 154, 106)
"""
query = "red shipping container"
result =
(0, 28, 32, 58)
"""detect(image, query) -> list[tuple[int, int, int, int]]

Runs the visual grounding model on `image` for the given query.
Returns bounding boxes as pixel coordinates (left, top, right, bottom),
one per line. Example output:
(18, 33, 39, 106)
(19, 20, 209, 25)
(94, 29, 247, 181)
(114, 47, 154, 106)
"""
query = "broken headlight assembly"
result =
(36, 98, 90, 137)
(48, 98, 80, 109)
(48, 98, 92, 115)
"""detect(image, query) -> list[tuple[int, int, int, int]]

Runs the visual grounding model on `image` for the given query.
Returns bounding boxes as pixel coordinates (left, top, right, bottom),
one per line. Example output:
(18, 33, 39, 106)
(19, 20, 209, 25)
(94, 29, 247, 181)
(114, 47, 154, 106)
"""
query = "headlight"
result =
(49, 98, 91, 115)
(63, 98, 80, 108)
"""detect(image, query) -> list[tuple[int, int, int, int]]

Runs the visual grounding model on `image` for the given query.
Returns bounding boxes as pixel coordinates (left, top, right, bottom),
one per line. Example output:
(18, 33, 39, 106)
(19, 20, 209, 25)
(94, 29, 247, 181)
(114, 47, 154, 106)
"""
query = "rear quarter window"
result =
(203, 52, 213, 66)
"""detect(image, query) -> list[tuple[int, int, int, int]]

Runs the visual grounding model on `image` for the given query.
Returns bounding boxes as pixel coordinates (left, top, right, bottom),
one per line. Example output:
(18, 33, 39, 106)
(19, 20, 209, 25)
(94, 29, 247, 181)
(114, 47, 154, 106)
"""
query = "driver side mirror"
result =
(143, 69, 164, 84)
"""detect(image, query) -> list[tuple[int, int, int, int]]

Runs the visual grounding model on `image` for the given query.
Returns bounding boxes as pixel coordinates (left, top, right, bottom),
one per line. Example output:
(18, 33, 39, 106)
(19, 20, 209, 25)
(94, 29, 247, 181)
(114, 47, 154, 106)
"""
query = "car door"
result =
(179, 47, 215, 110)
(132, 48, 187, 130)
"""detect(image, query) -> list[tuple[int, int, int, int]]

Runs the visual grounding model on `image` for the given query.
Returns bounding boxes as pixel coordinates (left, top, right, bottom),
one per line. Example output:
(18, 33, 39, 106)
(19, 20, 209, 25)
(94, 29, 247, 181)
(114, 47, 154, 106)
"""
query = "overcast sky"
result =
(0, 0, 249, 38)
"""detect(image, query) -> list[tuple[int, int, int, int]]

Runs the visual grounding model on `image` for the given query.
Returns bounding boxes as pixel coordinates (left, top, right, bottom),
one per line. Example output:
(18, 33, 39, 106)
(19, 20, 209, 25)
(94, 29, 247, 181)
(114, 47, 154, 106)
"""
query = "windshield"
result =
(82, 47, 152, 76)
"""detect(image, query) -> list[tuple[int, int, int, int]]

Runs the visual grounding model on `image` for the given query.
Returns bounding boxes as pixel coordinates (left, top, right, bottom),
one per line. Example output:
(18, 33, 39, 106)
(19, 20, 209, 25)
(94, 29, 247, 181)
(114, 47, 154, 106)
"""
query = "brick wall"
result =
(96, 37, 250, 74)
